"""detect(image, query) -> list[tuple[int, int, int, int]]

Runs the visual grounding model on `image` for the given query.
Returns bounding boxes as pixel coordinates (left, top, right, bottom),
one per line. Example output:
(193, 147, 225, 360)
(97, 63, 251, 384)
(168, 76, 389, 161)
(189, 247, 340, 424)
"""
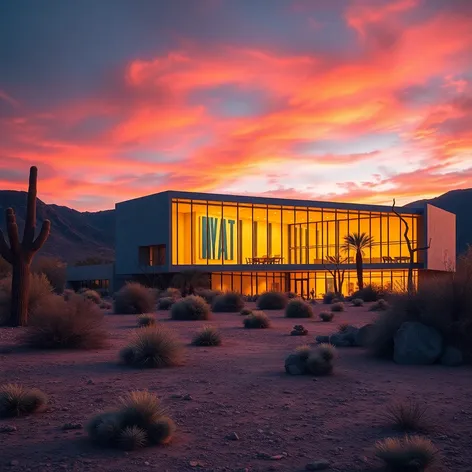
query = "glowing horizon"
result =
(1, 0, 471, 212)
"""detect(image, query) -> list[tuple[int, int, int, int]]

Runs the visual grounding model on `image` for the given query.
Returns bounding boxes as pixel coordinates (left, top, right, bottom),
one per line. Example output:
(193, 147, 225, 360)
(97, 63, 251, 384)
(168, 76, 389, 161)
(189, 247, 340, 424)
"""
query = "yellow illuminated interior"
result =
(171, 198, 422, 268)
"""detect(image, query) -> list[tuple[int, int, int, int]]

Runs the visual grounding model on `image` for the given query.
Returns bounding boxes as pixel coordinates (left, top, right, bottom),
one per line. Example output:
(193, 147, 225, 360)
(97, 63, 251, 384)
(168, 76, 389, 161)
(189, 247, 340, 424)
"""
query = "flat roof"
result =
(117, 190, 425, 214)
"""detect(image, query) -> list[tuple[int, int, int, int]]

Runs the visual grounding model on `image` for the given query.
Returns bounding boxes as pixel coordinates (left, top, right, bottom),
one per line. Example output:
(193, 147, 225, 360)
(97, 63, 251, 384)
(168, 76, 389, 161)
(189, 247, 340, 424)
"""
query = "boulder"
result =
(285, 353, 307, 375)
(355, 323, 375, 347)
(329, 333, 352, 347)
(394, 322, 443, 365)
(341, 325, 359, 345)
(440, 346, 463, 367)
(315, 335, 330, 344)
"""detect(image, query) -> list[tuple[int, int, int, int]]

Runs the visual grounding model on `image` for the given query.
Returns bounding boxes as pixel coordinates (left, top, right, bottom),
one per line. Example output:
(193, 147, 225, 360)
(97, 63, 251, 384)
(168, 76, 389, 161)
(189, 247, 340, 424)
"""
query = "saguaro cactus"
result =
(0, 166, 50, 326)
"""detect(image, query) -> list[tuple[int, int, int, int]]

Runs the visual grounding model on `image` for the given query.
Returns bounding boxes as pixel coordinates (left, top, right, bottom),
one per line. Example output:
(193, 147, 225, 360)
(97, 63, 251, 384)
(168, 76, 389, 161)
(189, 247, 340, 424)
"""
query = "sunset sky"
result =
(1, 0, 471, 211)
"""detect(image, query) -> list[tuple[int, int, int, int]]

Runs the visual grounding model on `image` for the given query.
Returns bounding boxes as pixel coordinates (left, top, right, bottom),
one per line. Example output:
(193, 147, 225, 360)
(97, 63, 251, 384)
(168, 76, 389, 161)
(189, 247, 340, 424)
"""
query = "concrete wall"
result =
(66, 263, 114, 282)
(115, 192, 170, 275)
(425, 204, 456, 271)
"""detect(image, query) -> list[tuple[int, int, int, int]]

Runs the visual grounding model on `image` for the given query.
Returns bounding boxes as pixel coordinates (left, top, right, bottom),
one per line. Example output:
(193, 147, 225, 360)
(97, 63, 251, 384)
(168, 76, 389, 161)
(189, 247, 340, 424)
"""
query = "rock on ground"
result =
(440, 346, 463, 367)
(394, 321, 443, 365)
(285, 353, 306, 375)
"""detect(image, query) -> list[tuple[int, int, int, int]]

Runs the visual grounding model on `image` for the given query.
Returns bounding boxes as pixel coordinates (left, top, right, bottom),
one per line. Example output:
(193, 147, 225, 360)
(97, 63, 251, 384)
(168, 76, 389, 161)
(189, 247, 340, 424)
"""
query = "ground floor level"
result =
(67, 264, 421, 298)
(209, 269, 416, 298)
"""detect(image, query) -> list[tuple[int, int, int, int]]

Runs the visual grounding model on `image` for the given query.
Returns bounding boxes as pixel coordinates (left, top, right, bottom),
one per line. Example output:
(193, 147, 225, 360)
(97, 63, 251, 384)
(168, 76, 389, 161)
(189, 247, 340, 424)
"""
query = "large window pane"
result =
(177, 201, 192, 264)
(253, 205, 267, 259)
(192, 201, 208, 265)
(268, 206, 282, 262)
(222, 204, 238, 264)
(238, 205, 253, 264)
(282, 207, 294, 263)
(172, 201, 178, 265)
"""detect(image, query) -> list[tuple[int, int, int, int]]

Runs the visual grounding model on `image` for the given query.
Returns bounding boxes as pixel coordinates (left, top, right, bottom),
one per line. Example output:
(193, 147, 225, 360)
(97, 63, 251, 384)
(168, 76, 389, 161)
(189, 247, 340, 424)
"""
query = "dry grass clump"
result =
(137, 314, 156, 328)
(352, 284, 386, 302)
(370, 298, 389, 311)
(22, 294, 107, 350)
(243, 311, 271, 329)
(352, 298, 364, 307)
(306, 344, 337, 376)
(157, 297, 175, 310)
(99, 300, 112, 310)
(170, 295, 211, 321)
(0, 384, 48, 417)
(375, 435, 439, 471)
(384, 399, 432, 432)
(194, 288, 222, 304)
(87, 390, 175, 450)
(120, 326, 184, 368)
(212, 291, 244, 313)
(192, 325, 222, 346)
(285, 299, 314, 318)
(323, 292, 344, 304)
(319, 311, 334, 322)
(256, 291, 288, 310)
(240, 307, 253, 316)
(0, 273, 53, 325)
(331, 302, 345, 312)
(82, 289, 101, 304)
(287, 344, 336, 376)
(113, 282, 154, 314)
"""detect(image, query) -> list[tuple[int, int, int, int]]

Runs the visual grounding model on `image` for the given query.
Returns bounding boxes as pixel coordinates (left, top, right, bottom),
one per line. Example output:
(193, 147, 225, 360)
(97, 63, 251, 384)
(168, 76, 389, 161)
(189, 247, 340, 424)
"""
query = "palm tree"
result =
(342, 232, 374, 291)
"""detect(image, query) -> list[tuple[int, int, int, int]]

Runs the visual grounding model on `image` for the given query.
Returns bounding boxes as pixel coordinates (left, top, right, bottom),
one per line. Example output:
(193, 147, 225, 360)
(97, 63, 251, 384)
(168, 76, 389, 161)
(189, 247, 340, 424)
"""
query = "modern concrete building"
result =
(66, 190, 456, 297)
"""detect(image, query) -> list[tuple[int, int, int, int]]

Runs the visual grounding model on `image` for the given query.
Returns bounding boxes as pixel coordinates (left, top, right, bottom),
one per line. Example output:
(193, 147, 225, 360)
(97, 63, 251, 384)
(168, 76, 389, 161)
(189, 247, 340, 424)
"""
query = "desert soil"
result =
(0, 302, 471, 472)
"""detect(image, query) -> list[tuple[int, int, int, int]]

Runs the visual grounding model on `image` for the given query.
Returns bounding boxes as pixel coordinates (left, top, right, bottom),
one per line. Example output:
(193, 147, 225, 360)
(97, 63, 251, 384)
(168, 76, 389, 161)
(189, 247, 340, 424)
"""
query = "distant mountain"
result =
(407, 188, 472, 255)
(0, 191, 114, 263)
(0, 188, 470, 263)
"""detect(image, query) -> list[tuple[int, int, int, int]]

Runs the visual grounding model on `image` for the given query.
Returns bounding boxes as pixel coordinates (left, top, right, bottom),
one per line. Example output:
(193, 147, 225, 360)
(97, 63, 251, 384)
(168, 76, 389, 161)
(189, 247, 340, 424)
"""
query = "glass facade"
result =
(210, 270, 417, 298)
(171, 198, 421, 267)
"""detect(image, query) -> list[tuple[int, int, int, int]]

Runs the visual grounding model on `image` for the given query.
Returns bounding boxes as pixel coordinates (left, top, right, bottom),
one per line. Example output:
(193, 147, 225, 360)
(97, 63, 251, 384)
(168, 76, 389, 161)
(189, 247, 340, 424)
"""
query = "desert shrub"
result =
(170, 295, 211, 321)
(319, 311, 334, 322)
(287, 344, 336, 376)
(331, 302, 345, 312)
(0, 273, 54, 324)
(256, 291, 287, 310)
(63, 288, 75, 301)
(338, 323, 349, 332)
(192, 325, 222, 346)
(157, 297, 175, 310)
(240, 307, 253, 316)
(114, 283, 154, 314)
(87, 390, 175, 449)
(23, 294, 106, 349)
(32, 256, 66, 293)
(295, 344, 311, 360)
(243, 311, 271, 329)
(212, 291, 244, 313)
(323, 292, 345, 304)
(285, 299, 313, 318)
(306, 343, 336, 376)
(244, 294, 258, 302)
(351, 284, 386, 302)
(160, 287, 181, 299)
(137, 314, 156, 328)
(352, 298, 364, 307)
(370, 298, 389, 311)
(82, 289, 101, 304)
(99, 300, 112, 310)
(385, 399, 432, 432)
(0, 383, 48, 417)
(367, 308, 408, 358)
(375, 435, 439, 471)
(194, 288, 222, 304)
(120, 326, 184, 368)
